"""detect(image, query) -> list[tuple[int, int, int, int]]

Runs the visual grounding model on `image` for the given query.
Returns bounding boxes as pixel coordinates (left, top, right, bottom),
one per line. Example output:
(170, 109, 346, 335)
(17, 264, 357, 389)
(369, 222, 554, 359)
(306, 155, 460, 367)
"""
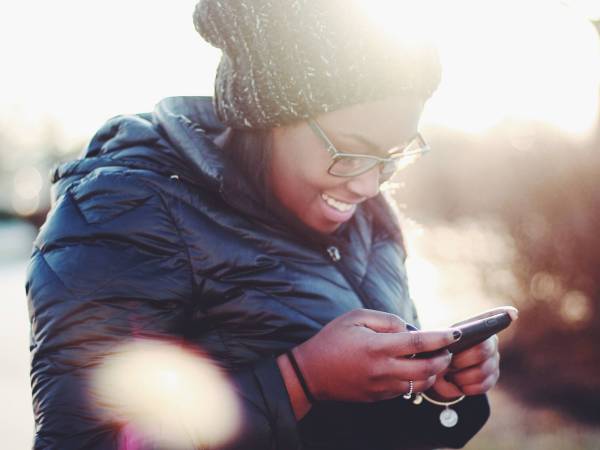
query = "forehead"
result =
(316, 95, 424, 149)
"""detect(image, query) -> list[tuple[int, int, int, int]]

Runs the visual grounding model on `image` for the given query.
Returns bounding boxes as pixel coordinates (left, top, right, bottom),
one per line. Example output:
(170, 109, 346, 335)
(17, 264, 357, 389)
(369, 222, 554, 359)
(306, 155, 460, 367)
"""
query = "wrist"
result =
(286, 347, 318, 403)
(276, 353, 312, 421)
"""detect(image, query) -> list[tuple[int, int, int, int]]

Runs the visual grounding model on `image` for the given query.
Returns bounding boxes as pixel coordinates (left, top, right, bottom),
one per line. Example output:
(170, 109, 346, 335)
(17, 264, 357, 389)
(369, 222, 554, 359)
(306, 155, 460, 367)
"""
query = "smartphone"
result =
(411, 311, 514, 358)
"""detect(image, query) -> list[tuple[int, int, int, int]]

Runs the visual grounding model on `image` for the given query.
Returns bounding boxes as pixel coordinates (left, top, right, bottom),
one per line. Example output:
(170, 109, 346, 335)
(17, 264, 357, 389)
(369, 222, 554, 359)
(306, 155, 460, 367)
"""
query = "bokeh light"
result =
(560, 290, 592, 326)
(13, 166, 42, 201)
(91, 339, 241, 450)
(11, 166, 43, 216)
(529, 271, 564, 302)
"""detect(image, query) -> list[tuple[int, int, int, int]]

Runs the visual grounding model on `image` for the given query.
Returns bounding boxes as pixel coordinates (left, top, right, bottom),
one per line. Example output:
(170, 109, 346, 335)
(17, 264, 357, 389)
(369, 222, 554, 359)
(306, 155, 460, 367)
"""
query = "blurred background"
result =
(2, 1, 599, 448)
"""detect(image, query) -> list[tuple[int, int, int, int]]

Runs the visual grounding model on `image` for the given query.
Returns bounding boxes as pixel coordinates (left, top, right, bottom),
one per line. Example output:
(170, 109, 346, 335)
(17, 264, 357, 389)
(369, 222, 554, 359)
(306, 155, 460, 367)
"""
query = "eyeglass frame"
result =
(307, 118, 431, 181)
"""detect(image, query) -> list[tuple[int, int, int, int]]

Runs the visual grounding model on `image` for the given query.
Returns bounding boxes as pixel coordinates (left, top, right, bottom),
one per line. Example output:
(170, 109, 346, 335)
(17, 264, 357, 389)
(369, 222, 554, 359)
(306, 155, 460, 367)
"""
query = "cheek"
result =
(271, 149, 334, 205)
(275, 168, 323, 216)
(269, 137, 352, 233)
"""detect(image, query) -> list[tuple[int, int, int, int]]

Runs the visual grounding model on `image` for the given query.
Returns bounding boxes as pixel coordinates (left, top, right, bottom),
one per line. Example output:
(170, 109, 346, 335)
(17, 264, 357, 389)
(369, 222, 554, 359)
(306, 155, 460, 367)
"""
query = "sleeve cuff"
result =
(252, 358, 303, 450)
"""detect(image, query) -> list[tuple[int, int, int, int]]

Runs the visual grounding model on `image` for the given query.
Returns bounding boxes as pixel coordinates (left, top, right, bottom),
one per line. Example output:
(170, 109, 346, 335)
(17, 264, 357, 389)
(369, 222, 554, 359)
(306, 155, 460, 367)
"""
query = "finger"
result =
(373, 377, 437, 401)
(375, 329, 462, 357)
(386, 352, 452, 381)
(451, 306, 519, 327)
(350, 309, 409, 333)
(451, 336, 498, 369)
(430, 376, 464, 399)
(460, 372, 500, 396)
(449, 354, 499, 386)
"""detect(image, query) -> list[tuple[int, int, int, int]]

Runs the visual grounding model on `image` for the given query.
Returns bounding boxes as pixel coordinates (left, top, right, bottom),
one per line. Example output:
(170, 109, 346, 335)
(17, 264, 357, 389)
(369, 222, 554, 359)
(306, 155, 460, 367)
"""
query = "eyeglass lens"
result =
(330, 148, 425, 179)
(329, 157, 379, 177)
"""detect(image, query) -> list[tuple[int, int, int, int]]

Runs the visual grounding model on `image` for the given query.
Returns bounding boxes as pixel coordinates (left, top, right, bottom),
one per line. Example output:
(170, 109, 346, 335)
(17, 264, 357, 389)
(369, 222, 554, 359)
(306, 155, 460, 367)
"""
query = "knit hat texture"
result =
(194, 0, 441, 129)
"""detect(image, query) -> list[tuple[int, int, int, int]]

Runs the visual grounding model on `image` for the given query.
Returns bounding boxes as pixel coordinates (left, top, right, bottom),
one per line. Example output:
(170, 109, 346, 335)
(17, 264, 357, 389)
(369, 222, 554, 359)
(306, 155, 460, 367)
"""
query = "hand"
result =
(429, 335, 500, 400)
(428, 306, 517, 400)
(292, 309, 462, 403)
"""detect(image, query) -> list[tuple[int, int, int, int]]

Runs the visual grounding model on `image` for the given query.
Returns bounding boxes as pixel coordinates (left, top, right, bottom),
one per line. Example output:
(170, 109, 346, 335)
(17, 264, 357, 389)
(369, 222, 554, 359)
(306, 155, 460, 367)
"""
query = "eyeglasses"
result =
(308, 119, 431, 182)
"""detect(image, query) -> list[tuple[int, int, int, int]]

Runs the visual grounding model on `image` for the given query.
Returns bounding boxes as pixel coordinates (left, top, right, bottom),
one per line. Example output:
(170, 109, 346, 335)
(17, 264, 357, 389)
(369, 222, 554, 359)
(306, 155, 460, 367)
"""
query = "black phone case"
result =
(446, 312, 512, 354)
(414, 312, 512, 358)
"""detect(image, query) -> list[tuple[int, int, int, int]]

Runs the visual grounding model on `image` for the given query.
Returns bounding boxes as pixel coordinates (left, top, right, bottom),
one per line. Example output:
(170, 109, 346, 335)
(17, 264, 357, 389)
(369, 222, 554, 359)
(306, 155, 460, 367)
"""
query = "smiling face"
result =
(269, 95, 425, 234)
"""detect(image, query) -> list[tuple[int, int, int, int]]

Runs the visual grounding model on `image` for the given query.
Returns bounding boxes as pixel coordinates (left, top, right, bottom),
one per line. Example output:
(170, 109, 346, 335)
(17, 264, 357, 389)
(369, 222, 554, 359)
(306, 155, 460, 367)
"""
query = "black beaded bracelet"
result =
(286, 349, 317, 404)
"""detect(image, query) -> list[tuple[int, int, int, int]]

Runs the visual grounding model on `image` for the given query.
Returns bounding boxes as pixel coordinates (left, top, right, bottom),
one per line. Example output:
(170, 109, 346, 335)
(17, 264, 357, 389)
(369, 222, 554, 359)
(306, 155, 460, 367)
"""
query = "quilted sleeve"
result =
(26, 170, 300, 449)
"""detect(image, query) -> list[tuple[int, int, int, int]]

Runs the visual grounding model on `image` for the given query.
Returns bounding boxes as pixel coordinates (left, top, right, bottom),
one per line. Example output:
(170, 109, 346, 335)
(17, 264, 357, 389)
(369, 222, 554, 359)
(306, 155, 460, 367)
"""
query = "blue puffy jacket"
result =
(26, 96, 489, 449)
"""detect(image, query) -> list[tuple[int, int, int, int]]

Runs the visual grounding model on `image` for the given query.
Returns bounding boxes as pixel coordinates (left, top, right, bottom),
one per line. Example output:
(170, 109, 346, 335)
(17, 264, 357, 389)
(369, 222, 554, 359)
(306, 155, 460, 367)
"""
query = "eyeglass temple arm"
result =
(308, 119, 338, 157)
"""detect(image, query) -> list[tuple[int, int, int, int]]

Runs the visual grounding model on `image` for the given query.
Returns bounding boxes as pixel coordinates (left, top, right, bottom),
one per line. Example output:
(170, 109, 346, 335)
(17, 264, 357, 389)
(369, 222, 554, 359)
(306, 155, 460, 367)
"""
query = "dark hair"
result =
(221, 127, 274, 208)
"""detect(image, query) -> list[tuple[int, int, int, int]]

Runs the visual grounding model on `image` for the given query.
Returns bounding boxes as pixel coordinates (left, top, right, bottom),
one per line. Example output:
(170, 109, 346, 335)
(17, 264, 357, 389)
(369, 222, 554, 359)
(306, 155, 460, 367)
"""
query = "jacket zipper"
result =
(326, 245, 378, 310)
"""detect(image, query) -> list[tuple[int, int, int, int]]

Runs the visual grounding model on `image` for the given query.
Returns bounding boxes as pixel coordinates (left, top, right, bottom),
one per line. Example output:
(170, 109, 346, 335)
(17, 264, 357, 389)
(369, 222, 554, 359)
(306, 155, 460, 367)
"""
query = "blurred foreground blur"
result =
(91, 339, 241, 449)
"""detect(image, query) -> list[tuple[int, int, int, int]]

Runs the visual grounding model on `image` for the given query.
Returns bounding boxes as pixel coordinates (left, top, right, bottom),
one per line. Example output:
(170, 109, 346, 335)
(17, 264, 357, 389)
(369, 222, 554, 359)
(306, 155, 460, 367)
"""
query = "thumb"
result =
(350, 309, 409, 333)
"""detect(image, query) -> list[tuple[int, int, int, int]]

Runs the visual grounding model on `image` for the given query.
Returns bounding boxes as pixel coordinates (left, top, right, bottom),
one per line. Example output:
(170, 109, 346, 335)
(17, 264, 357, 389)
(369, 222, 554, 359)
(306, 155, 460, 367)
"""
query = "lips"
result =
(321, 193, 355, 212)
(318, 192, 359, 227)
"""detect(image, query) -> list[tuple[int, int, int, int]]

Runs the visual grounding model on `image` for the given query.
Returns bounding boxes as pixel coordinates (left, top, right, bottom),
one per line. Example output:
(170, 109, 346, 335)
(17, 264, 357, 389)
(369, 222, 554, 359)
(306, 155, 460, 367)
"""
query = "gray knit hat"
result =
(193, 0, 441, 129)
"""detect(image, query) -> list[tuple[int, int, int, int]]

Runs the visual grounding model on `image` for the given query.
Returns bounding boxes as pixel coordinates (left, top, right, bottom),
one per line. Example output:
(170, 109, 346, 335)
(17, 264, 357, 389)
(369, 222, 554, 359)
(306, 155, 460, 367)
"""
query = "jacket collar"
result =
(154, 97, 274, 225)
(153, 96, 226, 191)
(155, 96, 356, 248)
(53, 96, 374, 250)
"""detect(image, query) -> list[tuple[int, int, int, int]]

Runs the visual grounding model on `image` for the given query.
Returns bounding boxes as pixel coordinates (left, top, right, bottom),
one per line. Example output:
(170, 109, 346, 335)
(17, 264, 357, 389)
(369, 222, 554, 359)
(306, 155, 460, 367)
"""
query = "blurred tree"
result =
(0, 118, 81, 228)
(397, 118, 600, 423)
(500, 147, 600, 424)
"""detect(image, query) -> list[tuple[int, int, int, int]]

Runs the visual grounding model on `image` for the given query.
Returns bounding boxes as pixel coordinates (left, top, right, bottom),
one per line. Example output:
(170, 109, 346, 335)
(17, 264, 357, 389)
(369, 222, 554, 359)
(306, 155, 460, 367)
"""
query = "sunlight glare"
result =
(358, 0, 600, 135)
(2, 1, 598, 145)
(563, 0, 600, 21)
(0, 0, 219, 145)
(404, 218, 518, 329)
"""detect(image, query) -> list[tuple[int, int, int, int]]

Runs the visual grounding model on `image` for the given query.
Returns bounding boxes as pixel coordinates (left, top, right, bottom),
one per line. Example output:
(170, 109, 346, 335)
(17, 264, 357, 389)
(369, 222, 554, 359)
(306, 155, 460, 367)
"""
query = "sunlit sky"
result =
(0, 1, 219, 149)
(0, 0, 599, 149)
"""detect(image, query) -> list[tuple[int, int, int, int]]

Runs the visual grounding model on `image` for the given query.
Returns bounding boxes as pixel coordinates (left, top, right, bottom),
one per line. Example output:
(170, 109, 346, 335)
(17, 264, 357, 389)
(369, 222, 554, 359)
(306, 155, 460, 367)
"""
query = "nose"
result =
(345, 166, 381, 199)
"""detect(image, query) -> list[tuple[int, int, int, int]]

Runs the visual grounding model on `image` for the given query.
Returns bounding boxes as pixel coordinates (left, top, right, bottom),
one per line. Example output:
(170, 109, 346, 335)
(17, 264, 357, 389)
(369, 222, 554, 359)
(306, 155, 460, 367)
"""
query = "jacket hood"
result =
(52, 96, 403, 248)
(51, 97, 344, 245)
(52, 96, 226, 196)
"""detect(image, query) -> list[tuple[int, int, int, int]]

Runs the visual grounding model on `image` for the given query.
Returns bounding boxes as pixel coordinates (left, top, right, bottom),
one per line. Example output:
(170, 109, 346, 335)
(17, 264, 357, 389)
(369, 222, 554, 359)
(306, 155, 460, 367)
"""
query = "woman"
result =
(27, 1, 506, 449)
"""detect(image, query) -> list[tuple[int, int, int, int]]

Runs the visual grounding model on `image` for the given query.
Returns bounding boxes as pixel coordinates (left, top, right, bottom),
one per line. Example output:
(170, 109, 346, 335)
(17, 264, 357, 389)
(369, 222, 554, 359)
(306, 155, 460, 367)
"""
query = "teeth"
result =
(321, 193, 354, 212)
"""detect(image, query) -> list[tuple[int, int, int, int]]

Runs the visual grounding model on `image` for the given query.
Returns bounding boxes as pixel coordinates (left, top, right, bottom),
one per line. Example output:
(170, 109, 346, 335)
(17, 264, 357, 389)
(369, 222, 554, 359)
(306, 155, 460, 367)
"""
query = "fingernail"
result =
(453, 329, 462, 341)
(406, 324, 419, 331)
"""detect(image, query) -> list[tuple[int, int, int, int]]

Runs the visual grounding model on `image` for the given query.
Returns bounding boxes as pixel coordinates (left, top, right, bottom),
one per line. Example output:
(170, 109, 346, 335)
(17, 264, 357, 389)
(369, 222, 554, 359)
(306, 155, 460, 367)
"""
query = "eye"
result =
(335, 157, 365, 170)
(330, 156, 378, 176)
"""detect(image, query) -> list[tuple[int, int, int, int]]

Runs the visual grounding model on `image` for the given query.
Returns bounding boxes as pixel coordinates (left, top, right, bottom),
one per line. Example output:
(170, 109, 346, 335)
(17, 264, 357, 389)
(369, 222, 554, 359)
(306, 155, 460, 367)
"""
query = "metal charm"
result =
(439, 407, 459, 428)
(412, 394, 423, 405)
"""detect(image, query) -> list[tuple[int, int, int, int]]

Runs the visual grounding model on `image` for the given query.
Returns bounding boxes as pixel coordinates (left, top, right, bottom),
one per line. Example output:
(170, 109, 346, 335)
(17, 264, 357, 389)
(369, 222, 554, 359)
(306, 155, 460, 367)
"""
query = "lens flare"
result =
(90, 339, 241, 450)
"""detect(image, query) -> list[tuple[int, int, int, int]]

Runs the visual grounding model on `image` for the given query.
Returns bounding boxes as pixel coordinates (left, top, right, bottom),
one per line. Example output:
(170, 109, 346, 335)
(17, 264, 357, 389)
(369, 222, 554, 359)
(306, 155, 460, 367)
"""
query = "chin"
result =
(310, 220, 341, 235)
